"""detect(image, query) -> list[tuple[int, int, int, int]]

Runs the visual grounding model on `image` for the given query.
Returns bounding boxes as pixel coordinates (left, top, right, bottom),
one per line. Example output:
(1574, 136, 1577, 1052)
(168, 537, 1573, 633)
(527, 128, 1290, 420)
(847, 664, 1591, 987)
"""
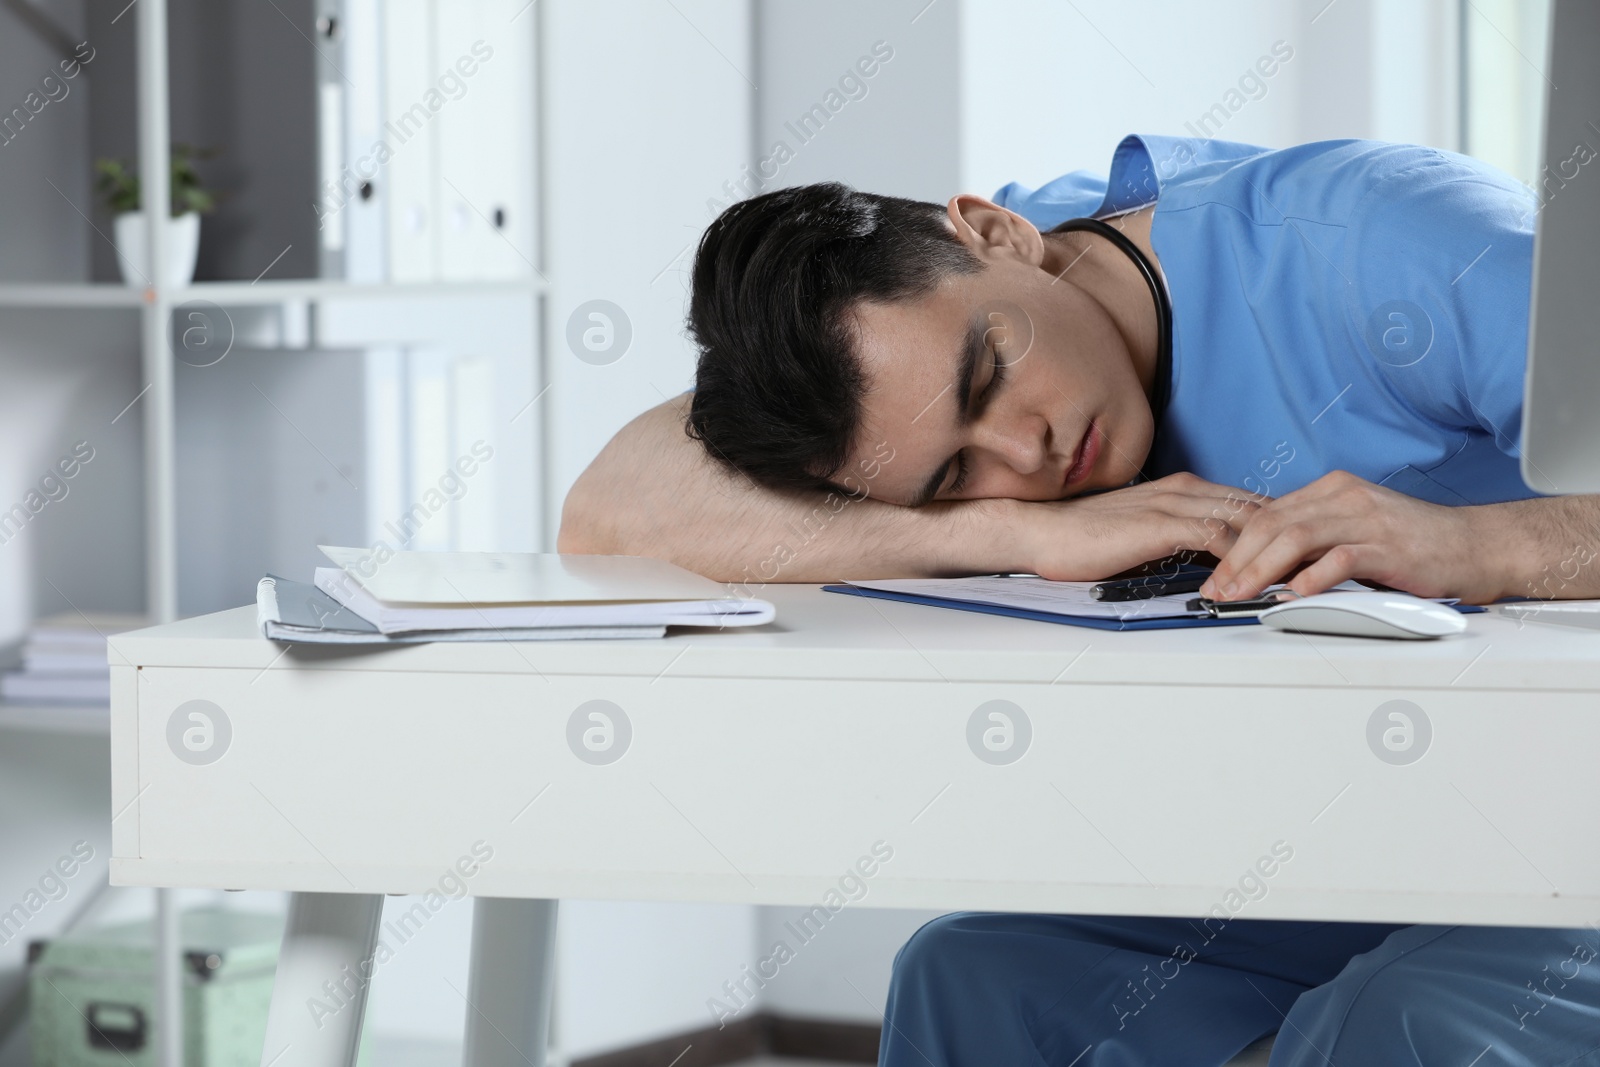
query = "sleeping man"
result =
(558, 135, 1600, 1065)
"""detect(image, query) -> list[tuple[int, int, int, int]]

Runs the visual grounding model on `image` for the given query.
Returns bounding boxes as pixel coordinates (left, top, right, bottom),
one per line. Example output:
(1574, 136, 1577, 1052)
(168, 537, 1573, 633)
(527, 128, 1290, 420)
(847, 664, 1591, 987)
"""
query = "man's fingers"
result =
(1191, 522, 1239, 558)
(1204, 504, 1347, 599)
(1221, 496, 1266, 533)
(1184, 493, 1262, 543)
(1097, 514, 1238, 580)
(1164, 510, 1239, 559)
(1284, 546, 1367, 598)
(1218, 528, 1336, 599)
(1153, 472, 1271, 502)
(1057, 478, 1271, 579)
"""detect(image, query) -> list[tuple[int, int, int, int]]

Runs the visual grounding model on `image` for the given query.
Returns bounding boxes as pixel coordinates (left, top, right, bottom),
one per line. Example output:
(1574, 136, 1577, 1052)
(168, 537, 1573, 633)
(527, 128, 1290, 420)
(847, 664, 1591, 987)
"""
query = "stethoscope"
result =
(1047, 216, 1173, 485)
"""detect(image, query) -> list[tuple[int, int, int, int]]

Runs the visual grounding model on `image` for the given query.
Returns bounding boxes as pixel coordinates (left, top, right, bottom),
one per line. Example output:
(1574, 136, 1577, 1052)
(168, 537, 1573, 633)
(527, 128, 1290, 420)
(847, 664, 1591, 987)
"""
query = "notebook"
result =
(314, 546, 776, 635)
(257, 575, 666, 644)
(318, 545, 740, 604)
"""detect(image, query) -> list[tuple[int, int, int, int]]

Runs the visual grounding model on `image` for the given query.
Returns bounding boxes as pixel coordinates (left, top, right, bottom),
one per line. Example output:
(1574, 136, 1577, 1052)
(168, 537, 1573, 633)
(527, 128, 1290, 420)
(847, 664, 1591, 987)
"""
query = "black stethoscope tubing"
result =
(1046, 215, 1174, 484)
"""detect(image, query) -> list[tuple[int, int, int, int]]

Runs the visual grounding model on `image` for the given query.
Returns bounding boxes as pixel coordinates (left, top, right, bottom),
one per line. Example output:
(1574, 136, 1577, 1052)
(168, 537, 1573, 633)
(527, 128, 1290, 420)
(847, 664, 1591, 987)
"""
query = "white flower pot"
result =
(112, 211, 201, 288)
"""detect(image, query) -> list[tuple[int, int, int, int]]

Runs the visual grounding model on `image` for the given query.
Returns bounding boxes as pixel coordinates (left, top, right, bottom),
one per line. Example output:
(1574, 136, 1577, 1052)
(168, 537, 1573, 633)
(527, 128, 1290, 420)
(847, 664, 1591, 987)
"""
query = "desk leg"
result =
(259, 892, 384, 1067)
(463, 898, 558, 1067)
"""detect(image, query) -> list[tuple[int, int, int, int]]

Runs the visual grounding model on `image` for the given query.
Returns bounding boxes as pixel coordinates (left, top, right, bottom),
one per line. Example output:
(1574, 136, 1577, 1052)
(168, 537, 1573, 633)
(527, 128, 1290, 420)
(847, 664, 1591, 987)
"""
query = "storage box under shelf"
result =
(29, 906, 373, 1067)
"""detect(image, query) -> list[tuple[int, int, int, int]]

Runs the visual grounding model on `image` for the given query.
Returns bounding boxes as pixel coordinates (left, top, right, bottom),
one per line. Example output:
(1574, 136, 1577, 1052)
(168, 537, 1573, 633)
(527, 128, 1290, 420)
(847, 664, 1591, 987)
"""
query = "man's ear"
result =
(946, 194, 1044, 265)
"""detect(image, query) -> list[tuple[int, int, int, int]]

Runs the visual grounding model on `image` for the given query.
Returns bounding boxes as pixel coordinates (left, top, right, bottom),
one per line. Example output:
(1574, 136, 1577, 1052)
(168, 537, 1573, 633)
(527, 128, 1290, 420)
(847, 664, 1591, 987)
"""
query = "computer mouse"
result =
(1258, 590, 1467, 639)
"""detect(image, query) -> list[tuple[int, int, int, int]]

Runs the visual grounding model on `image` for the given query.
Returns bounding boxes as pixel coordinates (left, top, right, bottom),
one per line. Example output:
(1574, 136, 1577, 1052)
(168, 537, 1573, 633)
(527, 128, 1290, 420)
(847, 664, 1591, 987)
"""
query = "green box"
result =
(29, 906, 374, 1067)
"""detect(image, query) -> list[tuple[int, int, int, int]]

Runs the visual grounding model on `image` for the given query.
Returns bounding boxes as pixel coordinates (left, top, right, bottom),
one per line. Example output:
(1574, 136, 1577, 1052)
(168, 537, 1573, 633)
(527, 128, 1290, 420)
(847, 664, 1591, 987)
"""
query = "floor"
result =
(370, 1038, 859, 1067)
(6, 1027, 1270, 1067)
(369, 1035, 1278, 1067)
(723, 1050, 1275, 1067)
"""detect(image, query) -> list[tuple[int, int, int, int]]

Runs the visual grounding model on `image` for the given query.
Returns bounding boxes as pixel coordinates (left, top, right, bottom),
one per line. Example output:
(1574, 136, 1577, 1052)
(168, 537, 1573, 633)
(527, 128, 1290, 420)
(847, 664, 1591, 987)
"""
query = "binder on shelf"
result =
(335, 0, 389, 283)
(433, 0, 538, 281)
(383, 0, 537, 283)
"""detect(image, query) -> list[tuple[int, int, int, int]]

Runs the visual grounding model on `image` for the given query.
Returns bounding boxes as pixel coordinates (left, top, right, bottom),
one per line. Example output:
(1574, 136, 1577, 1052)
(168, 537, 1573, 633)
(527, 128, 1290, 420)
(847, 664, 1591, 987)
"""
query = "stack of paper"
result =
(256, 546, 775, 645)
(0, 612, 147, 704)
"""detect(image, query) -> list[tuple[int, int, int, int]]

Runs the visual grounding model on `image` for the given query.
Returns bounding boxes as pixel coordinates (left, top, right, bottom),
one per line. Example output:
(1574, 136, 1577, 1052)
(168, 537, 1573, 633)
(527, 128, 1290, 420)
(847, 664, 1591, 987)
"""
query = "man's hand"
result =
(1008, 472, 1264, 581)
(1198, 471, 1511, 604)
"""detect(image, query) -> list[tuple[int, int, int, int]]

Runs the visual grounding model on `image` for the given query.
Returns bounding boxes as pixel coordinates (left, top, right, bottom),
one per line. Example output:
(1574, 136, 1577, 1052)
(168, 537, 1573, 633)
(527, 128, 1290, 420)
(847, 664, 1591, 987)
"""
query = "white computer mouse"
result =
(1258, 590, 1467, 639)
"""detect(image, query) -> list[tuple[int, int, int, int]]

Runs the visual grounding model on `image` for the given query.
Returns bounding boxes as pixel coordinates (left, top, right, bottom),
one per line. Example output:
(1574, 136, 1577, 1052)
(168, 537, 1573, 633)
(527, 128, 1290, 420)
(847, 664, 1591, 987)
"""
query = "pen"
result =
(1091, 570, 1212, 602)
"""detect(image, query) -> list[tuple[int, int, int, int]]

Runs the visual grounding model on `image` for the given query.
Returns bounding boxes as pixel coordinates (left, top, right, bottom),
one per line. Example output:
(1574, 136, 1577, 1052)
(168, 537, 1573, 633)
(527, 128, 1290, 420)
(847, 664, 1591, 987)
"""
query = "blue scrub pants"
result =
(880, 914, 1600, 1066)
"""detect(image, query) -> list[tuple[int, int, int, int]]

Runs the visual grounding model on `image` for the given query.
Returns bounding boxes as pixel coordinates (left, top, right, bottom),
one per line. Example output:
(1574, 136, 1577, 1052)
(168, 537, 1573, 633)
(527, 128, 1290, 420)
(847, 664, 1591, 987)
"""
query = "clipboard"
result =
(822, 583, 1485, 632)
(821, 584, 1261, 631)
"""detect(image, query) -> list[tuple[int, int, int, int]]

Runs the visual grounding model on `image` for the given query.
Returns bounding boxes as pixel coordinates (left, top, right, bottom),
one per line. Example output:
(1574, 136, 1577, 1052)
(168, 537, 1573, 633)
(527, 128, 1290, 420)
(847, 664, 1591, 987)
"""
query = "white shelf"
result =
(181, 277, 543, 304)
(0, 278, 542, 310)
(0, 284, 144, 308)
(0, 702, 110, 735)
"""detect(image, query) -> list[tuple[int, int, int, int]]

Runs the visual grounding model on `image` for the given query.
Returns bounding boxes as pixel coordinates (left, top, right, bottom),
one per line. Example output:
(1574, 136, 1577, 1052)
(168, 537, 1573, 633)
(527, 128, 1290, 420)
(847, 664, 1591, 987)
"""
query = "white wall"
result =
(959, 0, 1309, 197)
(1462, 0, 1549, 184)
(541, 0, 756, 548)
(1366, 0, 1460, 149)
(958, 0, 1461, 201)
(556, 900, 760, 1055)
(748, 904, 939, 1023)
(754, 0, 960, 203)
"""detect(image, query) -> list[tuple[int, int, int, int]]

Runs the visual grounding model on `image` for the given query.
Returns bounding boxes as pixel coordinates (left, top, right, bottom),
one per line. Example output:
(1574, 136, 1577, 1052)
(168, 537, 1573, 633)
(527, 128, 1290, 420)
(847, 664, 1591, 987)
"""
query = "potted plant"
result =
(96, 144, 217, 288)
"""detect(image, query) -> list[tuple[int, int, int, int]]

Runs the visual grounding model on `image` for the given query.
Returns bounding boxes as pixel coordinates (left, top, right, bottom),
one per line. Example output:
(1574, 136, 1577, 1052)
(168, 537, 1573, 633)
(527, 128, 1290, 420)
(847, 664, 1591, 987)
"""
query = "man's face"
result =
(836, 227, 1155, 507)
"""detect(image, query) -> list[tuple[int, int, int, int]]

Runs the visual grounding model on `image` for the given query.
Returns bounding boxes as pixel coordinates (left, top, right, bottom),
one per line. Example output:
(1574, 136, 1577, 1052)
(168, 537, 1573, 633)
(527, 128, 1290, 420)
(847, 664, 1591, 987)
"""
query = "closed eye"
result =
(945, 347, 1005, 496)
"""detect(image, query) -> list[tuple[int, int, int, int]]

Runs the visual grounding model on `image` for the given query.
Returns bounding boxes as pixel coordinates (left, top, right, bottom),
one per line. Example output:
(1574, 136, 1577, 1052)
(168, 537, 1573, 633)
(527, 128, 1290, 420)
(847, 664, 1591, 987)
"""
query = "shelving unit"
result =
(0, 704, 110, 735)
(0, 279, 541, 307)
(1, 1, 546, 1063)
(0, 285, 144, 307)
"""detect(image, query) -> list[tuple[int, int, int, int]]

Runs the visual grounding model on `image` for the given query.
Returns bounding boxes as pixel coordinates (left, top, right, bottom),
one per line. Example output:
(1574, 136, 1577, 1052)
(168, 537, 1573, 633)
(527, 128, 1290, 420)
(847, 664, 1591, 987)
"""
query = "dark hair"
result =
(685, 182, 982, 493)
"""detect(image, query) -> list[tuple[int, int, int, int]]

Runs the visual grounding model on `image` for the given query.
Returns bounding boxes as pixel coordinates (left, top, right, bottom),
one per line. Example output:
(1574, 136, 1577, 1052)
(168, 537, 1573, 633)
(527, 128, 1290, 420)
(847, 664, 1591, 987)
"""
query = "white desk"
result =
(108, 586, 1600, 1066)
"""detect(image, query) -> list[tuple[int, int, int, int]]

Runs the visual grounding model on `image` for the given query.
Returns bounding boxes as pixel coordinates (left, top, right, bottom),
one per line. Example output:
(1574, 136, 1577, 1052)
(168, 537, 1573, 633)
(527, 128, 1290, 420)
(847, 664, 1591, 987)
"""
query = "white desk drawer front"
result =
(114, 665, 1600, 924)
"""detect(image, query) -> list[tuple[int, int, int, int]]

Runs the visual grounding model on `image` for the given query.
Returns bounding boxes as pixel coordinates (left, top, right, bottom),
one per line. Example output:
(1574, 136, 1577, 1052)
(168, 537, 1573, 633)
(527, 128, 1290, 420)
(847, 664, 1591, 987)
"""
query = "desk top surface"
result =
(109, 586, 1600, 691)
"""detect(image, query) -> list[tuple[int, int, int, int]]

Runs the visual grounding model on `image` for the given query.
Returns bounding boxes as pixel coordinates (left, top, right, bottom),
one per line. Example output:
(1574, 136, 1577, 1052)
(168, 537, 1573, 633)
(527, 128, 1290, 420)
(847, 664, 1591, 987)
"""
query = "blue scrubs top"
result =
(993, 135, 1540, 505)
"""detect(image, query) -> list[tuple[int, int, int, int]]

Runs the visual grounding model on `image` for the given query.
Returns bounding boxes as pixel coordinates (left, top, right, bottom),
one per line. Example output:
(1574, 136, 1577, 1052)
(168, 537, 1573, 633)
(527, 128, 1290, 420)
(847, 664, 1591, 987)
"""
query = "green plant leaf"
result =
(94, 146, 219, 217)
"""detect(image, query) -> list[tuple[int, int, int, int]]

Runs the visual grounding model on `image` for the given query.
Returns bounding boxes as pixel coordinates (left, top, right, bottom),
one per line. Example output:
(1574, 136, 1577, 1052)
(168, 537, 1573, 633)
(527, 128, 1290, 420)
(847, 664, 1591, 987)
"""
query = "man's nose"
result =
(972, 413, 1049, 475)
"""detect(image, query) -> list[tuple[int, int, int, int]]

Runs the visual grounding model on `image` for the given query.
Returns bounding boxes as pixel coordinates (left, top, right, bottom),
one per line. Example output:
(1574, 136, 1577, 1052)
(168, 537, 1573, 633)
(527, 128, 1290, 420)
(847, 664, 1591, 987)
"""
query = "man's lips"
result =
(1063, 420, 1100, 490)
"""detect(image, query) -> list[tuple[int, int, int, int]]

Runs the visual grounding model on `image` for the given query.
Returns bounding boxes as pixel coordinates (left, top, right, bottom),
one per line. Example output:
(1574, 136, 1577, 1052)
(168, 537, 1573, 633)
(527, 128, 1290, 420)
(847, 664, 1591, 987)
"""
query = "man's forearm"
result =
(557, 396, 1021, 586)
(1489, 494, 1600, 599)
